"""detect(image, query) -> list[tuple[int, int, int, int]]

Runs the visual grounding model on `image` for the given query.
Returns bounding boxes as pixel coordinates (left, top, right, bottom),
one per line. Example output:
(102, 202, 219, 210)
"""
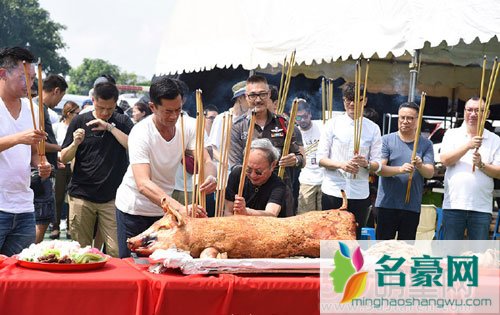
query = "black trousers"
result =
(376, 207, 420, 240)
(321, 194, 371, 239)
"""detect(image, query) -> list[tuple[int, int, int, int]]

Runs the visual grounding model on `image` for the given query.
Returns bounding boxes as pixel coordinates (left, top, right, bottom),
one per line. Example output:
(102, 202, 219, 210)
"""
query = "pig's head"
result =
(127, 198, 187, 256)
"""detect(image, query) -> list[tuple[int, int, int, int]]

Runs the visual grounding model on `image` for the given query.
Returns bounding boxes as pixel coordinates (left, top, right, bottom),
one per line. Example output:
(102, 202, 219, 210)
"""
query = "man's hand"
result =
(73, 128, 85, 146)
(278, 153, 297, 167)
(341, 160, 360, 174)
(38, 160, 52, 179)
(233, 195, 248, 215)
(468, 136, 483, 150)
(352, 154, 369, 168)
(18, 129, 46, 146)
(399, 162, 415, 174)
(472, 151, 484, 168)
(412, 156, 423, 170)
(86, 118, 109, 131)
(186, 204, 208, 218)
(199, 175, 217, 194)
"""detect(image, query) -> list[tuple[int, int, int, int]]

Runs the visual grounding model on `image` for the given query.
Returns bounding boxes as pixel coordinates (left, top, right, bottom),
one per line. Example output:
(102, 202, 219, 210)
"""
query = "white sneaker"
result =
(60, 219, 67, 231)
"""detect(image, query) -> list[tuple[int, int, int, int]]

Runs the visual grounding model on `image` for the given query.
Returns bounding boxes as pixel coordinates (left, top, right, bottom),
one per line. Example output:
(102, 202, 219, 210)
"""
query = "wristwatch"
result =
(295, 155, 302, 167)
(479, 161, 485, 169)
(107, 122, 116, 132)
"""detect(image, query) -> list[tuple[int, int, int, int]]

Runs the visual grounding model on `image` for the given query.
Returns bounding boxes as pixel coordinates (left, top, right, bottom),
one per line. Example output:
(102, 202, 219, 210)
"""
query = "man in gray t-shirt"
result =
(375, 102, 435, 240)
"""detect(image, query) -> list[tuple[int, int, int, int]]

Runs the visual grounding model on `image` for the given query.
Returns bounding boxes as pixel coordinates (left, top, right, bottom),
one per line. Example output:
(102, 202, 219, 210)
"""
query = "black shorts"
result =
(34, 199, 55, 225)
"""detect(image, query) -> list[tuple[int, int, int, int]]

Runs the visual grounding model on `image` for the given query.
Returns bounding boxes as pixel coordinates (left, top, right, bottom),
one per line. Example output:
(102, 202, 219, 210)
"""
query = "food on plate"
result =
(17, 240, 106, 264)
(128, 191, 356, 258)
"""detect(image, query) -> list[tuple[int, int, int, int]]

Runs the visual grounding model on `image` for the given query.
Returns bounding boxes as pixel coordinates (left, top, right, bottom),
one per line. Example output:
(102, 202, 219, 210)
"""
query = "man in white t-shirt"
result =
(440, 97, 500, 240)
(115, 77, 217, 258)
(296, 100, 323, 214)
(0, 47, 51, 256)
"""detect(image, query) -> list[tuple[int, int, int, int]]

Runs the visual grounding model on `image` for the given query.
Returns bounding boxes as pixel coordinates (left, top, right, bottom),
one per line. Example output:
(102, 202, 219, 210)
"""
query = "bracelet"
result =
(479, 161, 485, 169)
(106, 122, 116, 132)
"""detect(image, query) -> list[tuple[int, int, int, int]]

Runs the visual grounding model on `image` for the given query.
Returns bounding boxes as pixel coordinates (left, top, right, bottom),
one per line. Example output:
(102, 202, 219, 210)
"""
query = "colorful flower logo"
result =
(330, 241, 368, 304)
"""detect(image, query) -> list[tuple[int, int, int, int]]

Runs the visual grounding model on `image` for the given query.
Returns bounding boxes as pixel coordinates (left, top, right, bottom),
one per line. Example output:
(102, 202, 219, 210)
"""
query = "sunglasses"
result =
(245, 167, 267, 176)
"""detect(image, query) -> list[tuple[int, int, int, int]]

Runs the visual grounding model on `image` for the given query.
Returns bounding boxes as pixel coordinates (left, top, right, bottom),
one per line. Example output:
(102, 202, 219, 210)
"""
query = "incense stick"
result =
(22, 61, 40, 157)
(321, 77, 326, 124)
(37, 60, 45, 157)
(180, 112, 189, 215)
(405, 92, 426, 203)
(278, 98, 299, 178)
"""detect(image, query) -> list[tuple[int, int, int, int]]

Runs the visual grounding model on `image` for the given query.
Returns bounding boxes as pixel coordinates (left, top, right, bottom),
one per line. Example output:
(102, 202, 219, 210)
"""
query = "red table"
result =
(0, 256, 321, 315)
(0, 257, 154, 315)
(125, 259, 321, 315)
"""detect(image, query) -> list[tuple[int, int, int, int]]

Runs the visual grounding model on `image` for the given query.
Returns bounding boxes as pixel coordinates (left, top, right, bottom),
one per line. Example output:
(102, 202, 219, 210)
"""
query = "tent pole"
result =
(408, 49, 420, 102)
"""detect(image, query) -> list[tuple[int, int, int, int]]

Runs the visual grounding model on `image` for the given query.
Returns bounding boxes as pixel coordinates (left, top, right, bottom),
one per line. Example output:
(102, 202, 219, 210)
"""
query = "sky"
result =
(39, 0, 175, 79)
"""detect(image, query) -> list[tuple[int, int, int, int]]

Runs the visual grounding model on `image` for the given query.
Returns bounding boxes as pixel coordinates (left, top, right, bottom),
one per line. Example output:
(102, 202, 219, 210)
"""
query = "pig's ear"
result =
(160, 197, 185, 227)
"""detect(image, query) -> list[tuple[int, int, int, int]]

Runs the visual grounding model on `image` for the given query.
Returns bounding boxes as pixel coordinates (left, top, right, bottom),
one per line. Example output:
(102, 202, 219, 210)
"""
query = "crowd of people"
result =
(1, 46, 499, 258)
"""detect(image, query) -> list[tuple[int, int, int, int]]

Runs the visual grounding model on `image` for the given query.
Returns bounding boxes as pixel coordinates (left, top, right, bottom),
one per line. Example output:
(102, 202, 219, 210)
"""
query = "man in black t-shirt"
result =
(225, 138, 288, 217)
(61, 82, 134, 257)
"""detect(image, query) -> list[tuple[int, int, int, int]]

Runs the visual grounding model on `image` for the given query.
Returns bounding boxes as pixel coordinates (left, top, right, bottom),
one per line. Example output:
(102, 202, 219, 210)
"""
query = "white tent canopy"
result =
(156, 0, 500, 101)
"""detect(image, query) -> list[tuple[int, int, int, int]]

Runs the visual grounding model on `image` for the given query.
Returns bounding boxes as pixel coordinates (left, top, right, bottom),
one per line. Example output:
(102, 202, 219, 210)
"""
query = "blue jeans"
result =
(442, 209, 492, 240)
(115, 208, 163, 258)
(0, 211, 36, 256)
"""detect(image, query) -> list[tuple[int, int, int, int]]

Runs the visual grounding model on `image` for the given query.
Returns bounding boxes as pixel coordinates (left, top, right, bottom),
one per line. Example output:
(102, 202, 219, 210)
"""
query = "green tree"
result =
(0, 0, 70, 74)
(67, 58, 121, 94)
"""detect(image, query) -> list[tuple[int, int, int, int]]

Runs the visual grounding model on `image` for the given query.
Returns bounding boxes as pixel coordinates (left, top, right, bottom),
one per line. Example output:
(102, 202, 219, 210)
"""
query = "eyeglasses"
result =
(343, 98, 364, 104)
(246, 91, 270, 101)
(205, 116, 216, 120)
(296, 114, 309, 121)
(465, 108, 484, 114)
(245, 166, 268, 176)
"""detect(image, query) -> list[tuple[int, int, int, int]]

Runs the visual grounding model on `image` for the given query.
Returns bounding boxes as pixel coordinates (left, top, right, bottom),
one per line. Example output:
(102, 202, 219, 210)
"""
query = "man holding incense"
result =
(317, 82, 381, 239)
(115, 77, 217, 258)
(0, 47, 51, 256)
(375, 102, 434, 240)
(440, 97, 500, 240)
(296, 99, 324, 214)
(229, 75, 304, 216)
(33, 74, 68, 243)
(225, 138, 287, 217)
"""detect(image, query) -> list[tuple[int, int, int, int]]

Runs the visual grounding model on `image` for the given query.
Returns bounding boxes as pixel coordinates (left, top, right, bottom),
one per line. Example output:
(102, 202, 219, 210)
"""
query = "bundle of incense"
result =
(405, 92, 426, 204)
(353, 60, 370, 156)
(473, 57, 500, 172)
(278, 98, 299, 179)
(277, 50, 296, 115)
(22, 61, 40, 156)
(238, 110, 257, 197)
(215, 110, 233, 217)
(191, 89, 206, 214)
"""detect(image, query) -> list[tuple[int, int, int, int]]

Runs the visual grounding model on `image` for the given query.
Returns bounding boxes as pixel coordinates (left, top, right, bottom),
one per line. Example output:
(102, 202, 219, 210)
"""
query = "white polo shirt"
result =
(441, 125, 500, 213)
(316, 113, 382, 199)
